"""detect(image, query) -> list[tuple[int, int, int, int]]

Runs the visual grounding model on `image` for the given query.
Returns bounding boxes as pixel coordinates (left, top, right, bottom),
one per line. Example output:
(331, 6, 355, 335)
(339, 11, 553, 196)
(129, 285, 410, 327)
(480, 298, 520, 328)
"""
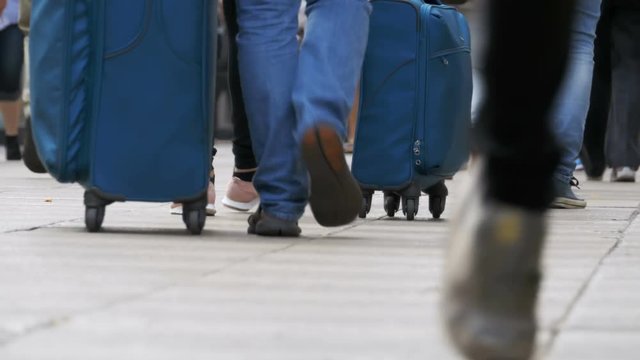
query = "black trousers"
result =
(0, 25, 24, 101)
(222, 0, 257, 171)
(477, 0, 575, 210)
(582, 0, 640, 174)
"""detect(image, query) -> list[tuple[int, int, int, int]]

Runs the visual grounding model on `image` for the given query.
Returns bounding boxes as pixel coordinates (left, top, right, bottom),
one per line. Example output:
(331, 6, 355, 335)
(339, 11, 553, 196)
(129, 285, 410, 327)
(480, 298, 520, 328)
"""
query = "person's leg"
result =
(0, 101, 20, 136)
(581, 0, 612, 180)
(0, 25, 25, 160)
(444, 0, 575, 358)
(605, 5, 640, 181)
(223, 0, 257, 176)
(293, 0, 370, 226)
(550, 0, 602, 209)
(220, 0, 259, 212)
(236, 0, 305, 235)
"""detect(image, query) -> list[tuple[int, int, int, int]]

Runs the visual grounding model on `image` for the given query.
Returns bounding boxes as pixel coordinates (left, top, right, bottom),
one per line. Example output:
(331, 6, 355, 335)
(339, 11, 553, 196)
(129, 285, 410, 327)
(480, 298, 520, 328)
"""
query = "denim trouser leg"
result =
(236, 0, 308, 221)
(293, 0, 371, 140)
(552, 0, 602, 183)
(237, 0, 370, 221)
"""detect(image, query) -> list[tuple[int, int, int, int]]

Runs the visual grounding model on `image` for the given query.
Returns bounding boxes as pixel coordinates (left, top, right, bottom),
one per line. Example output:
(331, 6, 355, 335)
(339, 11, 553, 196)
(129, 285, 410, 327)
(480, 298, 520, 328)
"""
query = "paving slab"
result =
(1, 143, 639, 359)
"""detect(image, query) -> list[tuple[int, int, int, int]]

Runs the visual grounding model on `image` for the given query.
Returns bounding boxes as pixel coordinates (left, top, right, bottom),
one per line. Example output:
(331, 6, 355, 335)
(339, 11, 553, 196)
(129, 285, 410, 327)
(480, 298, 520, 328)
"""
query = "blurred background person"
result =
(550, 0, 602, 209)
(0, 0, 24, 161)
(581, 0, 640, 182)
(443, 0, 576, 358)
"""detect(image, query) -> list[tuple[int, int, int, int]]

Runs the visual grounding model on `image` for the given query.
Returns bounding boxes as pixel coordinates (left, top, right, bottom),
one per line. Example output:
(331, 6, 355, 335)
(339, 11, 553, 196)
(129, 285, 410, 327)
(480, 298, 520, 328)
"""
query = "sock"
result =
(5, 135, 19, 147)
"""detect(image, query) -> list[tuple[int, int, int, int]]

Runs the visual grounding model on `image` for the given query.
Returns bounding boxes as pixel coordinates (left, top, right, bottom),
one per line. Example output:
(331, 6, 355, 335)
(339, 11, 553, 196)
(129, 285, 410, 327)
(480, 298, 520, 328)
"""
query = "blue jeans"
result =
(552, 0, 602, 183)
(236, 0, 371, 221)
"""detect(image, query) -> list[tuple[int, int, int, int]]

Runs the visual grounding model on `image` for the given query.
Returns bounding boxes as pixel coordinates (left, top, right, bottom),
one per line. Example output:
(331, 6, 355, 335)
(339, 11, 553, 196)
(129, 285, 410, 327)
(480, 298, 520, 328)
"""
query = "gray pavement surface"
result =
(1, 142, 639, 360)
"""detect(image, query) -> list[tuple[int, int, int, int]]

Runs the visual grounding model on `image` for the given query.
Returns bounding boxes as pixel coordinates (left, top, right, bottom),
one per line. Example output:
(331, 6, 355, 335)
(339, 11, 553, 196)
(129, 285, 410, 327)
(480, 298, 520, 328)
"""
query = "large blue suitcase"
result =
(29, 0, 216, 233)
(352, 0, 472, 220)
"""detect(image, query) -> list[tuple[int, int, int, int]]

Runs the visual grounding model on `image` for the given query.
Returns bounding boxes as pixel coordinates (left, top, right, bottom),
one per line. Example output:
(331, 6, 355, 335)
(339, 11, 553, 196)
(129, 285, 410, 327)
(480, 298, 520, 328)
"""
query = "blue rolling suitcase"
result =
(29, 0, 216, 233)
(351, 0, 472, 220)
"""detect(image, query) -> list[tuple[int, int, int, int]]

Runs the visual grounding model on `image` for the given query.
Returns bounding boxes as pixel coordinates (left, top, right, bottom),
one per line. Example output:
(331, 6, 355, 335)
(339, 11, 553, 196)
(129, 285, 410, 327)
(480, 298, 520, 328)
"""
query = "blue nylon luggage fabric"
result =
(30, 0, 215, 202)
(352, 0, 472, 190)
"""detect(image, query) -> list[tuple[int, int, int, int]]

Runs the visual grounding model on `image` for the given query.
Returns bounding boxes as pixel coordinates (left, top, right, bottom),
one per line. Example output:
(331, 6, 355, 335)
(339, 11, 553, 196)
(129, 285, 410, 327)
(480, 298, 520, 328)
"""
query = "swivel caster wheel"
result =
(383, 192, 400, 217)
(402, 197, 419, 221)
(425, 181, 448, 219)
(429, 196, 446, 219)
(85, 206, 105, 233)
(183, 208, 206, 235)
(359, 191, 373, 219)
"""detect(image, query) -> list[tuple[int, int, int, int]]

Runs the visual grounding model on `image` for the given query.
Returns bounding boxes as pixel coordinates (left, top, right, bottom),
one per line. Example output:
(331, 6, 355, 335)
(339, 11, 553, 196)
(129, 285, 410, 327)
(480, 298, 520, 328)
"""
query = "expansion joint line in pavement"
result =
(2, 218, 83, 234)
(542, 207, 640, 356)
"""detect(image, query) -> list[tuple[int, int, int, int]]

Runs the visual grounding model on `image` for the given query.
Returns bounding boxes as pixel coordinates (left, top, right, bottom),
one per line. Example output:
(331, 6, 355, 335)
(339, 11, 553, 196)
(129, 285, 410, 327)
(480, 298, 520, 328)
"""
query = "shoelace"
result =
(570, 176, 581, 189)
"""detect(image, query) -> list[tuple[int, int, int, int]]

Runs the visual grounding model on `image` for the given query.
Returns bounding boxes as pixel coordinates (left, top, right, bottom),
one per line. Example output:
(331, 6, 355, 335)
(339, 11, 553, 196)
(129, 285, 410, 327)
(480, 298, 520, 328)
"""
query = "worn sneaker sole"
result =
(551, 196, 587, 209)
(222, 196, 259, 212)
(611, 175, 636, 183)
(301, 126, 362, 227)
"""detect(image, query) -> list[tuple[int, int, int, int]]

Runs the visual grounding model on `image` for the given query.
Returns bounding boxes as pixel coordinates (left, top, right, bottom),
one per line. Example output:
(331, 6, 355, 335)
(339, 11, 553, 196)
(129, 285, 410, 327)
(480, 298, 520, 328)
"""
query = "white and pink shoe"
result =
(170, 181, 217, 216)
(222, 177, 259, 212)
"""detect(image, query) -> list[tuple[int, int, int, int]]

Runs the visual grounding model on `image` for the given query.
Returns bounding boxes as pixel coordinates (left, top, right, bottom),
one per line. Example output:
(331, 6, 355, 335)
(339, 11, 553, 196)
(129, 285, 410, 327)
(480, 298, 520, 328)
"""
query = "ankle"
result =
(233, 167, 256, 182)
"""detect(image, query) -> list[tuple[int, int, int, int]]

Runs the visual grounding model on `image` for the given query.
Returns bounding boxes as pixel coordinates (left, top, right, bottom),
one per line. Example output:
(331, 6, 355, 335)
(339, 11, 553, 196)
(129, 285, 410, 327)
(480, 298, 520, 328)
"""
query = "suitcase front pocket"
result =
(103, 0, 152, 59)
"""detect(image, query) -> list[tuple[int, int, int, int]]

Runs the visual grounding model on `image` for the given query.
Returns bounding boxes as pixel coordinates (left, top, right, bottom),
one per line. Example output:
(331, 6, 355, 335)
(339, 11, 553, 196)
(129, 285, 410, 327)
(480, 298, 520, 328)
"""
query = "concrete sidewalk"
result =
(0, 142, 639, 359)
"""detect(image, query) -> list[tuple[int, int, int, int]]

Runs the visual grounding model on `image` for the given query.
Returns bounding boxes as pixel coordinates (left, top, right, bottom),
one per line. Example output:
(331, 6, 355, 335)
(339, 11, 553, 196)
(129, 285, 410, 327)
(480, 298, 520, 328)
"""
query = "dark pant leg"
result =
(581, 0, 612, 178)
(0, 25, 24, 101)
(605, 5, 640, 170)
(224, 0, 257, 171)
(477, 0, 575, 211)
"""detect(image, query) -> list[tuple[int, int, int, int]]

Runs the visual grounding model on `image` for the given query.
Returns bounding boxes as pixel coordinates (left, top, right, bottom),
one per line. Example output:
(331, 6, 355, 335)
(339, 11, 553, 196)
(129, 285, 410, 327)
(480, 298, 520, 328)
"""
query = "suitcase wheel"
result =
(429, 195, 446, 219)
(359, 191, 373, 219)
(402, 197, 418, 221)
(383, 192, 400, 217)
(425, 181, 448, 219)
(183, 208, 206, 235)
(85, 206, 105, 233)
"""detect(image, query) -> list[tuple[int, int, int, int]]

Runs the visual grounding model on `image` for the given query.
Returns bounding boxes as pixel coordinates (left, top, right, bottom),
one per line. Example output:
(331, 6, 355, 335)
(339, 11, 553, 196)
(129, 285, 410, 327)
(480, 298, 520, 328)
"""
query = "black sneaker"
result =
(5, 136, 22, 161)
(301, 125, 361, 227)
(551, 177, 586, 209)
(247, 207, 301, 237)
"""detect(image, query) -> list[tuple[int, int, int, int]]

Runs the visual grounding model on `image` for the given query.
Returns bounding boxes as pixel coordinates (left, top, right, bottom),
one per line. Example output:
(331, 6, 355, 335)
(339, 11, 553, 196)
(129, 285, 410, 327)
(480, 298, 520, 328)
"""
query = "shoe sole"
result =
(252, 212, 301, 237)
(612, 176, 636, 183)
(255, 223, 301, 237)
(301, 126, 362, 227)
(551, 197, 587, 209)
(170, 204, 216, 216)
(222, 196, 259, 212)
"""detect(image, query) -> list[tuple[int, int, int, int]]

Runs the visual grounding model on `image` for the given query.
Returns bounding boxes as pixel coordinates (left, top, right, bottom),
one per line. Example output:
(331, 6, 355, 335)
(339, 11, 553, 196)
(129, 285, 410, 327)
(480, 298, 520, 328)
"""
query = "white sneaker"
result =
(611, 167, 636, 182)
(222, 177, 259, 212)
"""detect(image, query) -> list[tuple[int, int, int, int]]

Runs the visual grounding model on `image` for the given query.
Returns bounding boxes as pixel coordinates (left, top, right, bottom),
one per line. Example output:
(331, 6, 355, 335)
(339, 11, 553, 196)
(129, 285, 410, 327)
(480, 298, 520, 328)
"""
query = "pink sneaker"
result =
(170, 182, 217, 216)
(222, 177, 259, 211)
